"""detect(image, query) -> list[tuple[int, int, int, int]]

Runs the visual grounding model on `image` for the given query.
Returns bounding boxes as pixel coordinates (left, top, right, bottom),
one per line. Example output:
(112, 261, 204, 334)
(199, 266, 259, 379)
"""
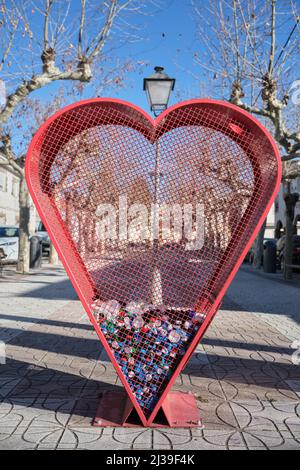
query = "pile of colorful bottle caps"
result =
(91, 299, 206, 415)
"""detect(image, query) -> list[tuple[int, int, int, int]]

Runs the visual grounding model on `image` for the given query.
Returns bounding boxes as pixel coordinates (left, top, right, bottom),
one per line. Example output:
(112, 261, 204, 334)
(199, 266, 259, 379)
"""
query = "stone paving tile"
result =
(285, 380, 300, 398)
(1, 266, 300, 449)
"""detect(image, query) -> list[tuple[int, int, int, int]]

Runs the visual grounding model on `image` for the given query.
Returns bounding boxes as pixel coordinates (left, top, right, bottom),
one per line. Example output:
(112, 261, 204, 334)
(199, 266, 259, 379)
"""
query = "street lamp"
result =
(143, 66, 176, 306)
(143, 66, 176, 117)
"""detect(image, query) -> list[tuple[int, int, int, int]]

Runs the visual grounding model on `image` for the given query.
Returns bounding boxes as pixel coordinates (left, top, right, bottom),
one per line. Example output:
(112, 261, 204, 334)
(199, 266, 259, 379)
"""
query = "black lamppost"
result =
(143, 67, 176, 305)
(143, 66, 176, 117)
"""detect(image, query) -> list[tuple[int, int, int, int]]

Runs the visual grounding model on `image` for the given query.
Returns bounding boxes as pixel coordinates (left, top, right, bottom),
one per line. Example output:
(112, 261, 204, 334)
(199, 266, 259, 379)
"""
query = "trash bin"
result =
(263, 240, 277, 273)
(30, 236, 42, 269)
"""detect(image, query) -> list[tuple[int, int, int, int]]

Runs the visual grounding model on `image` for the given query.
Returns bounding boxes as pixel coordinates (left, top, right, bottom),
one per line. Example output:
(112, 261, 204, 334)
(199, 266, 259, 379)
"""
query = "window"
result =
(11, 178, 19, 197)
(38, 221, 46, 232)
(0, 227, 19, 237)
(0, 171, 7, 192)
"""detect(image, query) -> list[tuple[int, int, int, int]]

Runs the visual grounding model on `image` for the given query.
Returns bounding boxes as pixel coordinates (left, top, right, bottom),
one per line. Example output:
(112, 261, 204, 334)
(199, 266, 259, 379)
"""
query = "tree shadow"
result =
(13, 278, 78, 301)
(186, 350, 300, 393)
(0, 313, 92, 331)
(0, 357, 123, 422)
(4, 327, 100, 359)
(1, 323, 299, 426)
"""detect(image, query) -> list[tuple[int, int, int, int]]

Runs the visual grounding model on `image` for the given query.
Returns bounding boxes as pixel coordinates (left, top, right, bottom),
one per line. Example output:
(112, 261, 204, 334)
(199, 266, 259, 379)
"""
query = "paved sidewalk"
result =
(0, 264, 299, 450)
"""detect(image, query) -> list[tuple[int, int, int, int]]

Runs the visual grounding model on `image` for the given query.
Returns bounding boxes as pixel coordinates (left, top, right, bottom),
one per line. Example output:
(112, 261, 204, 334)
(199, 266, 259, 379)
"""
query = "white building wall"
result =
(0, 167, 19, 225)
(265, 203, 275, 239)
(0, 163, 38, 232)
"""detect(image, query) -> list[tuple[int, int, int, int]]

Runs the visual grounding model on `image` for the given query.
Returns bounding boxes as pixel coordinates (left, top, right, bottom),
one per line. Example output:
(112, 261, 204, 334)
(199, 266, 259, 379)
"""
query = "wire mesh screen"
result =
(26, 99, 280, 420)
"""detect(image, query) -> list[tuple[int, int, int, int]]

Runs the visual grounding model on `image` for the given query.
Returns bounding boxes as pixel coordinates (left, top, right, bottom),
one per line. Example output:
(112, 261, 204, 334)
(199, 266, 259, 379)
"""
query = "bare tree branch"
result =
(268, 0, 277, 76)
(0, 133, 23, 176)
(0, 0, 138, 125)
(86, 0, 118, 62)
(282, 153, 300, 162)
(78, 0, 86, 59)
(43, 0, 53, 52)
(0, 17, 19, 73)
(233, 0, 241, 81)
(0, 0, 152, 274)
(235, 99, 273, 118)
(193, 0, 300, 164)
(192, 0, 300, 279)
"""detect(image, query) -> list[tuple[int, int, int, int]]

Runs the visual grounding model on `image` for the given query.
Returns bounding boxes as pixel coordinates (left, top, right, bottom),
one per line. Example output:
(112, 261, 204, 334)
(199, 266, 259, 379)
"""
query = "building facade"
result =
(0, 156, 38, 232)
(0, 157, 20, 225)
(275, 173, 300, 237)
(265, 203, 276, 239)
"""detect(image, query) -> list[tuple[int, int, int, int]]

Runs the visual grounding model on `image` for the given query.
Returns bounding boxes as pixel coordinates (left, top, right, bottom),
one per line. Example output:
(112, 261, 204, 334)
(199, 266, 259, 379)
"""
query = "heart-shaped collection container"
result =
(26, 99, 281, 426)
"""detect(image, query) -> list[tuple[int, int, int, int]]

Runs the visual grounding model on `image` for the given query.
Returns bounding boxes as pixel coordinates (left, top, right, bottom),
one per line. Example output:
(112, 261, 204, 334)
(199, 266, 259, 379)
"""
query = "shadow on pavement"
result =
(1, 325, 299, 422)
(2, 320, 295, 361)
(14, 278, 78, 301)
(0, 313, 93, 331)
(0, 357, 123, 421)
(1, 349, 299, 421)
(4, 328, 101, 359)
(200, 337, 292, 356)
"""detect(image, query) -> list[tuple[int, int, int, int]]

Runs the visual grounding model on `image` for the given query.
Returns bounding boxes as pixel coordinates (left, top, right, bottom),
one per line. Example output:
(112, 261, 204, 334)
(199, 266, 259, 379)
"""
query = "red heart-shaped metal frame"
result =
(26, 99, 281, 426)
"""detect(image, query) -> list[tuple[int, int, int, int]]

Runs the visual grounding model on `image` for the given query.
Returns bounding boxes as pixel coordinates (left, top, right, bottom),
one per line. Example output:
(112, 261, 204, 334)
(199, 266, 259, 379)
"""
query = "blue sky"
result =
(112, 0, 199, 111)
(4, 0, 203, 152)
(30, 0, 200, 114)
(1, 0, 299, 154)
(2, 0, 299, 111)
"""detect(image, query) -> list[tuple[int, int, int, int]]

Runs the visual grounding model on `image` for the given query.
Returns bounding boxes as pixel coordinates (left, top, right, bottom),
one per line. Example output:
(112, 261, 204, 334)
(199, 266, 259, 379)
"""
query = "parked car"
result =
(36, 221, 50, 255)
(276, 235, 300, 270)
(0, 226, 19, 261)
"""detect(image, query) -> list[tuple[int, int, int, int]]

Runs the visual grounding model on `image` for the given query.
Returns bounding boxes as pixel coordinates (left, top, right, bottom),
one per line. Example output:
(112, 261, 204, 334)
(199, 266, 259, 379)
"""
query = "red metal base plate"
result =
(93, 391, 202, 428)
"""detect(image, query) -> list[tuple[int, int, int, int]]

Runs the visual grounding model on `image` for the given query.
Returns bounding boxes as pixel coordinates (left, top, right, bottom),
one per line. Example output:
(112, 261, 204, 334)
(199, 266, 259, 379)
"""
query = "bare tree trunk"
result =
(283, 185, 299, 280)
(49, 241, 59, 265)
(253, 219, 266, 269)
(17, 175, 30, 273)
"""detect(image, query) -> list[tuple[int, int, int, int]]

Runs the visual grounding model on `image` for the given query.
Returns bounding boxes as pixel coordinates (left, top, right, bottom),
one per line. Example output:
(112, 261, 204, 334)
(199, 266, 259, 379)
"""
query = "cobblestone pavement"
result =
(0, 264, 300, 450)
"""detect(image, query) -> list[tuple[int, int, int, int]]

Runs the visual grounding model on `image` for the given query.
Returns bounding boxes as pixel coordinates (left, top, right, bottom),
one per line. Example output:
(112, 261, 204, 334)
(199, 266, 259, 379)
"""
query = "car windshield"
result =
(0, 227, 19, 237)
(38, 222, 46, 232)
